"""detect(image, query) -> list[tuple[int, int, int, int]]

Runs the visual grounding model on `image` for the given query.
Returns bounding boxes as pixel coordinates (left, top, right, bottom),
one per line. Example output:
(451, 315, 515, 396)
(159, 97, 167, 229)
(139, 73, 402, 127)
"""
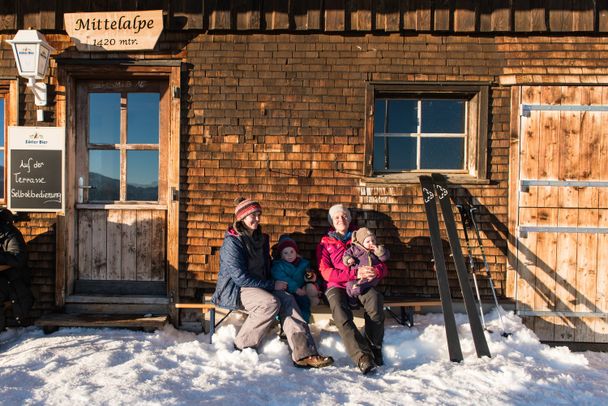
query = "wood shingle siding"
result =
(0, 1, 606, 34)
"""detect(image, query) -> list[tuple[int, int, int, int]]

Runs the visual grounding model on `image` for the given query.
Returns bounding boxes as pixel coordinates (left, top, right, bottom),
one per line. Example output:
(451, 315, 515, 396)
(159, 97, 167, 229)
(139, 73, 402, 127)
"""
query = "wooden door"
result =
(73, 80, 169, 295)
(515, 85, 608, 343)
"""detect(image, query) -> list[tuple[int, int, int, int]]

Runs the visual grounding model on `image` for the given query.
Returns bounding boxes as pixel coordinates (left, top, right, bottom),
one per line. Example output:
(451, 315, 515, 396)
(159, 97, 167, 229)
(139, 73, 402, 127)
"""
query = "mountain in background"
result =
(89, 172, 157, 201)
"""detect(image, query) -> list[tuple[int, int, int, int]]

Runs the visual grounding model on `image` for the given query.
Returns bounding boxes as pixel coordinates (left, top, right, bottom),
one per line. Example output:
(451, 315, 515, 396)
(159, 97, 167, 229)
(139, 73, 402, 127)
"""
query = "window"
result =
(365, 83, 489, 182)
(86, 85, 161, 203)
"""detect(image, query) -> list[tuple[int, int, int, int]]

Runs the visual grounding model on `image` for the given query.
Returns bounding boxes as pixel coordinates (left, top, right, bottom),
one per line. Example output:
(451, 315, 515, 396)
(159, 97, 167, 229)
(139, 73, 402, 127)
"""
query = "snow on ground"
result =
(1, 309, 607, 406)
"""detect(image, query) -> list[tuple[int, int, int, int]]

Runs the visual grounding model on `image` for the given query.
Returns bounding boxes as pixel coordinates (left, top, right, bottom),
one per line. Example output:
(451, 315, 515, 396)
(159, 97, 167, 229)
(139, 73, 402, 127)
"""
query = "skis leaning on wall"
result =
(419, 175, 464, 363)
(431, 173, 491, 358)
(457, 201, 511, 338)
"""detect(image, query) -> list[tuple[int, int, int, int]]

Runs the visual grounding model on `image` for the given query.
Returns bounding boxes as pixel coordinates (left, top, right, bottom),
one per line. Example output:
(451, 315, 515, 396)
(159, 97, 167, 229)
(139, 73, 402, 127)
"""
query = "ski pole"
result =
(467, 204, 510, 337)
(457, 205, 487, 330)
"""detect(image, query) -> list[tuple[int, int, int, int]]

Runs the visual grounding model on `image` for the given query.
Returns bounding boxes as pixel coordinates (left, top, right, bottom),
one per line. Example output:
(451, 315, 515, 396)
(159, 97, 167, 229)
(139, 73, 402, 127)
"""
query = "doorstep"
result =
(35, 313, 168, 334)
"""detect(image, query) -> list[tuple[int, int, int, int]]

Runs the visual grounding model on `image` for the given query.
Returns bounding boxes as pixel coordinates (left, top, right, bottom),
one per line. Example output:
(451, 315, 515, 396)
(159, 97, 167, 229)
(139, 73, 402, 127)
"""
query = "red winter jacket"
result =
(316, 230, 388, 290)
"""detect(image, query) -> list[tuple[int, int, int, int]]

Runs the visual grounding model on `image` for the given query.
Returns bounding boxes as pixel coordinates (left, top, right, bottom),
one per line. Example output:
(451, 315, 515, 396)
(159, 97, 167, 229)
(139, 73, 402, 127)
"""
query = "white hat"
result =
(327, 204, 351, 226)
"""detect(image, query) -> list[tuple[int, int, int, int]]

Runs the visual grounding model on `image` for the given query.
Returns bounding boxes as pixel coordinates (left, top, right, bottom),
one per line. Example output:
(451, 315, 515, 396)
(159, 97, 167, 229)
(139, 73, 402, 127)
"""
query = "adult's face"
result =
(242, 211, 261, 231)
(331, 211, 350, 234)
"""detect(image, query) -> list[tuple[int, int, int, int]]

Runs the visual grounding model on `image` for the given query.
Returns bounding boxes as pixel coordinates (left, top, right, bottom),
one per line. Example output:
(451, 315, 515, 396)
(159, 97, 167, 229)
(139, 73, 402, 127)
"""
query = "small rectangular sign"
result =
(64, 10, 163, 52)
(8, 126, 65, 212)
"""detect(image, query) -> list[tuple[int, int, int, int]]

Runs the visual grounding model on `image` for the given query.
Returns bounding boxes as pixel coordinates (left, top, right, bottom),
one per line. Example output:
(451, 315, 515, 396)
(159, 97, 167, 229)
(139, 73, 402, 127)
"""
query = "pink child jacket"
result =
(316, 231, 388, 290)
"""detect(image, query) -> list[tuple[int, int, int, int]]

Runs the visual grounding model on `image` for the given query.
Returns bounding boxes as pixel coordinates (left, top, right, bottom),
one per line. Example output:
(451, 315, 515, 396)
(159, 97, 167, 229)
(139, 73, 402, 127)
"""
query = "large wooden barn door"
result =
(515, 85, 608, 343)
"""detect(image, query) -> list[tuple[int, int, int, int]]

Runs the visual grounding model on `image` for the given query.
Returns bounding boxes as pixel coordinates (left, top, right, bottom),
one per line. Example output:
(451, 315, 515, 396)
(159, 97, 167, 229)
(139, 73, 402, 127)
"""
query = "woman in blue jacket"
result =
(211, 197, 332, 369)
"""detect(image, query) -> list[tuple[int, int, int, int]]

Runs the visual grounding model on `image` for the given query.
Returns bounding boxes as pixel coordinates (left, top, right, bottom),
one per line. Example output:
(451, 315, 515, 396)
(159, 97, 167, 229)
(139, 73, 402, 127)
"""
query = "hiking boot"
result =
(293, 355, 334, 369)
(371, 347, 384, 366)
(358, 354, 376, 375)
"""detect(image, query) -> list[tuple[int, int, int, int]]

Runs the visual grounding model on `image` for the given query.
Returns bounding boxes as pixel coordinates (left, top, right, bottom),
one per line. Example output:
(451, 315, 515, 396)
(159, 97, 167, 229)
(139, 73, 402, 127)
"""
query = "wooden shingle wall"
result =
(2, 3, 608, 314)
(1, 1, 608, 34)
(180, 32, 608, 301)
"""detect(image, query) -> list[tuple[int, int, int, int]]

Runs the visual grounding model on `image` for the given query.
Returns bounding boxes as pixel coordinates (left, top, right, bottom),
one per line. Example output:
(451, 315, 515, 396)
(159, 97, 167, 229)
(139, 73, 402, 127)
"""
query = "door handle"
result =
(78, 176, 95, 204)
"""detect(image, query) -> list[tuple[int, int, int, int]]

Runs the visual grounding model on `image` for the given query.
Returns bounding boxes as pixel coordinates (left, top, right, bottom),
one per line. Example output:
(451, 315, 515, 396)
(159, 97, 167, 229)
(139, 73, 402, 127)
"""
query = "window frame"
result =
(364, 82, 489, 183)
(79, 80, 167, 205)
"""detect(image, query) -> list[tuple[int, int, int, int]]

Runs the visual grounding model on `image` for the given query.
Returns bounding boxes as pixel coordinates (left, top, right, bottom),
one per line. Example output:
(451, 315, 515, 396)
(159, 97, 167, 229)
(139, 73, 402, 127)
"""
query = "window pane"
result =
(127, 150, 158, 201)
(373, 136, 386, 171)
(0, 151, 4, 199)
(387, 99, 417, 133)
(420, 138, 464, 170)
(128, 93, 160, 144)
(374, 99, 386, 133)
(0, 99, 4, 147)
(421, 100, 465, 133)
(90, 93, 120, 144)
(387, 137, 417, 170)
(89, 150, 120, 201)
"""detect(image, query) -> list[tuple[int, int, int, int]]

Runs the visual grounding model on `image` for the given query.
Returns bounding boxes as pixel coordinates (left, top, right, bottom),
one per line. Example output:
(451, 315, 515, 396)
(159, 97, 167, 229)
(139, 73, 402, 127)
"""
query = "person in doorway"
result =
(316, 204, 388, 374)
(0, 209, 34, 331)
(211, 198, 333, 369)
(271, 236, 320, 323)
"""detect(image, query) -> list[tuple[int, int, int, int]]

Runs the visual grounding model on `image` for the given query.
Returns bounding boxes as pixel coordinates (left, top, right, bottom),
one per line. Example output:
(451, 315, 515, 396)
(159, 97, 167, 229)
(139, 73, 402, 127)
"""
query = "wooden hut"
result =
(0, 1, 606, 346)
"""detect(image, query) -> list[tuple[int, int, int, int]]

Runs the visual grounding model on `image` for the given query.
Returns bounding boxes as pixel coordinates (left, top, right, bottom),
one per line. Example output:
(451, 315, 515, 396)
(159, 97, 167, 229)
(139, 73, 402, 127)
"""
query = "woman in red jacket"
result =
(316, 204, 388, 374)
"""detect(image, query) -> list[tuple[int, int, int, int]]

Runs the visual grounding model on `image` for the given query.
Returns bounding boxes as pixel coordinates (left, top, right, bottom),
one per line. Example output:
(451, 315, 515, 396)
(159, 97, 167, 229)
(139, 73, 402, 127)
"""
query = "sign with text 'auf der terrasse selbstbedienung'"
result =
(64, 10, 163, 52)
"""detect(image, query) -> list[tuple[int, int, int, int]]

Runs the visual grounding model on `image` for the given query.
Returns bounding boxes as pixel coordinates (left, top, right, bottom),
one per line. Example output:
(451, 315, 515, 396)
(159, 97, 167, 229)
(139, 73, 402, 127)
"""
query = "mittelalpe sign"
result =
(64, 10, 163, 51)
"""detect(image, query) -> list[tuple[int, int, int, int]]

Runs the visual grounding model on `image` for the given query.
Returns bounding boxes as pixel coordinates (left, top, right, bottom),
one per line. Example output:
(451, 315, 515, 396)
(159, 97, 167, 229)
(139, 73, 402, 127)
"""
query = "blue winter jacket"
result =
(211, 227, 274, 310)
(271, 257, 310, 294)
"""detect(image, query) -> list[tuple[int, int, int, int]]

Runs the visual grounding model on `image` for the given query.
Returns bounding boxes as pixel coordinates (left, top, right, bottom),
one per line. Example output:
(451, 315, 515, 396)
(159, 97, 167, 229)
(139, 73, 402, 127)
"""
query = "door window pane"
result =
(387, 99, 417, 133)
(127, 150, 158, 201)
(0, 151, 4, 199)
(127, 93, 160, 144)
(88, 150, 120, 201)
(90, 93, 120, 144)
(387, 137, 417, 170)
(421, 100, 465, 133)
(420, 138, 464, 169)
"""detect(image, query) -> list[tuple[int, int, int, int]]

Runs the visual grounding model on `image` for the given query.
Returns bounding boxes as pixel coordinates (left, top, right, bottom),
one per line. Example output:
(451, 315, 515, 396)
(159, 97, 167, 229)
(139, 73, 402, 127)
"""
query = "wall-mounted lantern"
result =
(6, 29, 54, 107)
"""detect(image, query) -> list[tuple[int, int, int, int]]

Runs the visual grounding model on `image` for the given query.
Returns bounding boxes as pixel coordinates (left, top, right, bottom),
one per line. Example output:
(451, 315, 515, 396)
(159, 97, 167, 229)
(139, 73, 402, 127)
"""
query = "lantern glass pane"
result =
(14, 43, 37, 75)
(37, 46, 50, 78)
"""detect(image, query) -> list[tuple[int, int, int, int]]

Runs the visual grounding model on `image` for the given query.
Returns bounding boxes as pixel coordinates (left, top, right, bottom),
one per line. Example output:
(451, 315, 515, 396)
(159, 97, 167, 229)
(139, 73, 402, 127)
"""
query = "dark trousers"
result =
(326, 286, 384, 364)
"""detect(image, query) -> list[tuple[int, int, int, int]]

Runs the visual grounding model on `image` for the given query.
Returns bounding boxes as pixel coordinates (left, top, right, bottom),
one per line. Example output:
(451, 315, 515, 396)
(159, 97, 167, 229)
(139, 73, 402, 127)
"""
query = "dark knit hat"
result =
(276, 235, 298, 254)
(234, 197, 262, 222)
(354, 227, 375, 244)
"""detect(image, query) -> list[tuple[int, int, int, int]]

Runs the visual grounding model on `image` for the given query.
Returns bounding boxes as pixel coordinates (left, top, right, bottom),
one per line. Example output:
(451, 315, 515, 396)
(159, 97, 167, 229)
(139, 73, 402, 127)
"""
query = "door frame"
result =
(56, 61, 181, 321)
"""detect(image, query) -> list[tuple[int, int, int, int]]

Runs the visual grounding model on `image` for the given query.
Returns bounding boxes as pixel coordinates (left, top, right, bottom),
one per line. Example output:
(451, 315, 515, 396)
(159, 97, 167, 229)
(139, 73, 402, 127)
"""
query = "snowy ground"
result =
(1, 309, 607, 406)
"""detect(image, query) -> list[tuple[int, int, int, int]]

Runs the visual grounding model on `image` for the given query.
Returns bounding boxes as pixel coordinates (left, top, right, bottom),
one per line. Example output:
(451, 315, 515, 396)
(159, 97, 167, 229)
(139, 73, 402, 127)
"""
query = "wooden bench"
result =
(175, 297, 442, 344)
(383, 298, 442, 327)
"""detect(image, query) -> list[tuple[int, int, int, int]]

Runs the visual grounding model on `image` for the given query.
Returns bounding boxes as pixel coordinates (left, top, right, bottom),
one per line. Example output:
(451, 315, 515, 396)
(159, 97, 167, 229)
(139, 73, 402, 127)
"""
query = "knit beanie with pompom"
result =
(234, 197, 262, 222)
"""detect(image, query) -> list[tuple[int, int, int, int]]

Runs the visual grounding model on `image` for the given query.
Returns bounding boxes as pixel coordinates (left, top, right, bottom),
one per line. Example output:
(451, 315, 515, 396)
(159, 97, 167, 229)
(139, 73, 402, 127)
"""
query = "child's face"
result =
(281, 247, 297, 263)
(362, 235, 376, 250)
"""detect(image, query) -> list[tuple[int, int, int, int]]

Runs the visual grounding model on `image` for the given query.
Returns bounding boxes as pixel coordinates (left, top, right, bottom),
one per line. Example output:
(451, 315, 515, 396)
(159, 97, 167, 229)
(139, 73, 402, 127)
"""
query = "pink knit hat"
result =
(276, 236, 299, 255)
(234, 197, 262, 222)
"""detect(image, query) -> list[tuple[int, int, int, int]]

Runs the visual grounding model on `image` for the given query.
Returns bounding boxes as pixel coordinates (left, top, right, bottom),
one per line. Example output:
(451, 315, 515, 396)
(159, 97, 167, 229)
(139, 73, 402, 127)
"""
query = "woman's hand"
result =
(274, 280, 288, 291)
(357, 266, 376, 281)
(295, 287, 306, 296)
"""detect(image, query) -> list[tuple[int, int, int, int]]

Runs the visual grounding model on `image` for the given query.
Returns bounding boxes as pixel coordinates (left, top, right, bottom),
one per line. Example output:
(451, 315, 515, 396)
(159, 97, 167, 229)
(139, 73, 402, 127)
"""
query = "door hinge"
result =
(172, 86, 180, 99)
